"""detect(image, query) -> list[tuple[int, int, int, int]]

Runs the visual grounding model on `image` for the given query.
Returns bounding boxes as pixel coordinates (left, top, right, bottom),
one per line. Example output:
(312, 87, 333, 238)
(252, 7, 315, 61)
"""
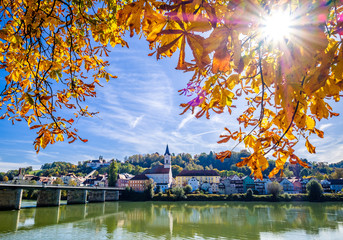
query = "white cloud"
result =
(178, 113, 194, 130)
(186, 130, 219, 141)
(319, 123, 333, 131)
(0, 162, 41, 172)
(129, 115, 144, 129)
(294, 134, 343, 163)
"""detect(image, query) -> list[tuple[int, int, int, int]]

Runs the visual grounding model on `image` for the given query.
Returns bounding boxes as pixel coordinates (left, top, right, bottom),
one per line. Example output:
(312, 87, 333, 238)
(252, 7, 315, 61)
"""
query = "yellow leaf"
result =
(226, 74, 239, 90)
(187, 19, 211, 33)
(305, 116, 315, 130)
(232, 30, 241, 68)
(259, 154, 269, 171)
(56, 134, 64, 142)
(285, 131, 296, 140)
(226, 96, 233, 106)
(25, 93, 34, 105)
(268, 168, 280, 178)
(244, 135, 256, 148)
(203, 26, 230, 53)
(276, 154, 288, 169)
(187, 34, 205, 67)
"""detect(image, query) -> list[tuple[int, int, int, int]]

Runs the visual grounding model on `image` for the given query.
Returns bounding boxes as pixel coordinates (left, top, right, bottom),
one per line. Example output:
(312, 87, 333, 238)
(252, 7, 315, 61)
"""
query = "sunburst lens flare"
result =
(262, 11, 294, 43)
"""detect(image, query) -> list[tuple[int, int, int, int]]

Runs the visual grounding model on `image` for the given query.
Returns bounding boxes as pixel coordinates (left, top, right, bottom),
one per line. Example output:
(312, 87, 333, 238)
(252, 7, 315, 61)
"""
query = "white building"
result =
(223, 178, 237, 195)
(188, 177, 199, 191)
(279, 178, 294, 194)
(60, 173, 78, 185)
(143, 145, 173, 192)
(255, 178, 272, 195)
(86, 156, 112, 169)
(211, 183, 219, 193)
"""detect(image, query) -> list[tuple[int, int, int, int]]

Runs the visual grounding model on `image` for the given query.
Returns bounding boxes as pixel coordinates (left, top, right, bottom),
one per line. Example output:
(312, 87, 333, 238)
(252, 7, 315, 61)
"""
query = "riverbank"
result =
(21, 189, 343, 202)
(122, 192, 343, 202)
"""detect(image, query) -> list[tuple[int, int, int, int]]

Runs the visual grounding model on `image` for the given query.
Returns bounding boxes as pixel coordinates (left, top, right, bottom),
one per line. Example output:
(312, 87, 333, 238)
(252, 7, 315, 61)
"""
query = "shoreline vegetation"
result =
(121, 191, 343, 203)
(21, 192, 343, 202)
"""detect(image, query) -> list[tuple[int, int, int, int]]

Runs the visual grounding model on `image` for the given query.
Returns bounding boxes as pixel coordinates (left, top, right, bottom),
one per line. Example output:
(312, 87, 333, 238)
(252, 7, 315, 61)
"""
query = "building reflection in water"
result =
(0, 202, 343, 239)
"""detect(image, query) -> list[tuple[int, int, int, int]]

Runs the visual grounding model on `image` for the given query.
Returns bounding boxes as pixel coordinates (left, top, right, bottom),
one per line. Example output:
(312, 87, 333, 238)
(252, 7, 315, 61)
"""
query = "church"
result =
(143, 145, 173, 192)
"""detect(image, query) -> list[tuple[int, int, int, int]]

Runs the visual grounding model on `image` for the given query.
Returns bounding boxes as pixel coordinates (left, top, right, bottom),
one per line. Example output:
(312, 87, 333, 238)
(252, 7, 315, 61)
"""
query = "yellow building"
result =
(175, 170, 220, 187)
(128, 174, 150, 192)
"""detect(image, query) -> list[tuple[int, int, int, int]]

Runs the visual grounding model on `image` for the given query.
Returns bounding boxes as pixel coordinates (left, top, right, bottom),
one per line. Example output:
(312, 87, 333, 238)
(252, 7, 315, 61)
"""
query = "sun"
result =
(261, 11, 295, 43)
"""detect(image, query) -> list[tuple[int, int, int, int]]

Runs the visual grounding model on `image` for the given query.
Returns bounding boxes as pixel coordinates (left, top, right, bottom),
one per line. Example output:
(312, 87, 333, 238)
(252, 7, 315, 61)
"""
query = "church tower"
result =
(164, 145, 171, 168)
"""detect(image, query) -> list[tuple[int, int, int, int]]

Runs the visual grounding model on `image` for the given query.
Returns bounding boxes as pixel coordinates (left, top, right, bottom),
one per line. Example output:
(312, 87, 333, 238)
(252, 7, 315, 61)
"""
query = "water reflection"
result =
(0, 201, 342, 239)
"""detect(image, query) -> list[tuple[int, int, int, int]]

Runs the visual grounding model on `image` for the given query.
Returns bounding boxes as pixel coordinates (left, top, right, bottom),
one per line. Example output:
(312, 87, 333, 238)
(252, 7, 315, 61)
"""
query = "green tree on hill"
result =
(108, 161, 118, 187)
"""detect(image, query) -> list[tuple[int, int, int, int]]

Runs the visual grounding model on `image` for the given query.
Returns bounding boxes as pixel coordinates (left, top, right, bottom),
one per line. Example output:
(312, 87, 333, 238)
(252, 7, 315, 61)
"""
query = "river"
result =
(0, 201, 342, 239)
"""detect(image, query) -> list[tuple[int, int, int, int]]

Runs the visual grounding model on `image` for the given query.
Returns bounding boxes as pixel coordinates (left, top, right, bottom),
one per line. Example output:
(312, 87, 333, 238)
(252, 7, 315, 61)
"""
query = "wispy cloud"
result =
(130, 115, 144, 129)
(178, 113, 194, 130)
(0, 162, 41, 172)
(319, 123, 333, 131)
(294, 133, 343, 163)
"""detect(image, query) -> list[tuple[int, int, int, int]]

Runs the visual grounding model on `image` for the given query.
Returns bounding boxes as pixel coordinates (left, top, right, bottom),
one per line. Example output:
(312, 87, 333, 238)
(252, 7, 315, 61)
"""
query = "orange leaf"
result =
(236, 156, 251, 167)
(217, 136, 230, 144)
(314, 128, 324, 138)
(216, 150, 232, 162)
(30, 125, 41, 130)
(176, 36, 186, 70)
(305, 138, 316, 154)
(212, 47, 231, 73)
(268, 168, 280, 178)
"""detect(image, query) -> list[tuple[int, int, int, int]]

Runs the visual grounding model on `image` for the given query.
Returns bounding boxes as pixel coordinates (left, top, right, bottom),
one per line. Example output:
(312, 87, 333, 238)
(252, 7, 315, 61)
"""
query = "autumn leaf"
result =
(305, 138, 316, 154)
(216, 150, 232, 162)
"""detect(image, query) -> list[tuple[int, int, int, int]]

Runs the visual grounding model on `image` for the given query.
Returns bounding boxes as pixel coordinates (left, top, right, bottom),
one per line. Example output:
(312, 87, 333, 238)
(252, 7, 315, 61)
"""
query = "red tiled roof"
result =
(143, 165, 170, 174)
(176, 170, 220, 177)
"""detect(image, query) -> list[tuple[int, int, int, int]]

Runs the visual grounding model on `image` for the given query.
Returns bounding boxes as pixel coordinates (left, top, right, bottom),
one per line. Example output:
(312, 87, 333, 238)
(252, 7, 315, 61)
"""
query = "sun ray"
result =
(261, 10, 295, 44)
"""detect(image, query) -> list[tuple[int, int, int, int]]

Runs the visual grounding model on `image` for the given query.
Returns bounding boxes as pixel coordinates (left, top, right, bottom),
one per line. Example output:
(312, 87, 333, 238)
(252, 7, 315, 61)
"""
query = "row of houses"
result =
(114, 146, 343, 194)
(121, 170, 343, 194)
(176, 173, 343, 194)
(9, 168, 107, 187)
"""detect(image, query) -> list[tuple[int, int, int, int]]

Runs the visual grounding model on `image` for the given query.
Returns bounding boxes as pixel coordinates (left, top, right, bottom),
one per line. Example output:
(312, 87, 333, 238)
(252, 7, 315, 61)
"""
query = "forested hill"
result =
(1, 151, 343, 181)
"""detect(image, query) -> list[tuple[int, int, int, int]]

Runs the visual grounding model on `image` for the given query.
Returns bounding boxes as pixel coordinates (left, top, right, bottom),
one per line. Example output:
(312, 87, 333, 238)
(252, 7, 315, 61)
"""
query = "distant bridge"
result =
(0, 183, 125, 211)
(0, 183, 124, 191)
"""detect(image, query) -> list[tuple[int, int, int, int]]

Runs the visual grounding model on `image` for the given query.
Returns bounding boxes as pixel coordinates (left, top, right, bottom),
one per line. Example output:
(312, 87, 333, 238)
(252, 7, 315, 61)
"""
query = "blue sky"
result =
(0, 36, 343, 172)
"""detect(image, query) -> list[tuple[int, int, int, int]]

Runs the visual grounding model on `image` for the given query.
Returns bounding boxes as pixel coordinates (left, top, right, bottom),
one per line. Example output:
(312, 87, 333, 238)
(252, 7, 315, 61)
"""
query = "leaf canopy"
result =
(1, 0, 343, 178)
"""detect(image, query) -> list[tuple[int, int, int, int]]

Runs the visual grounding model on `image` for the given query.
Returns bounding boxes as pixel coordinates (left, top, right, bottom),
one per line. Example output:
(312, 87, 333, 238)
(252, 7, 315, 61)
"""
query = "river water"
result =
(0, 201, 342, 239)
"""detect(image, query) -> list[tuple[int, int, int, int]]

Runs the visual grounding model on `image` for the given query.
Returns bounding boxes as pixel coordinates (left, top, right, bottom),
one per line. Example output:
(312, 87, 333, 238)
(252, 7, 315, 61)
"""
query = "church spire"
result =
(164, 145, 171, 168)
(164, 144, 171, 156)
